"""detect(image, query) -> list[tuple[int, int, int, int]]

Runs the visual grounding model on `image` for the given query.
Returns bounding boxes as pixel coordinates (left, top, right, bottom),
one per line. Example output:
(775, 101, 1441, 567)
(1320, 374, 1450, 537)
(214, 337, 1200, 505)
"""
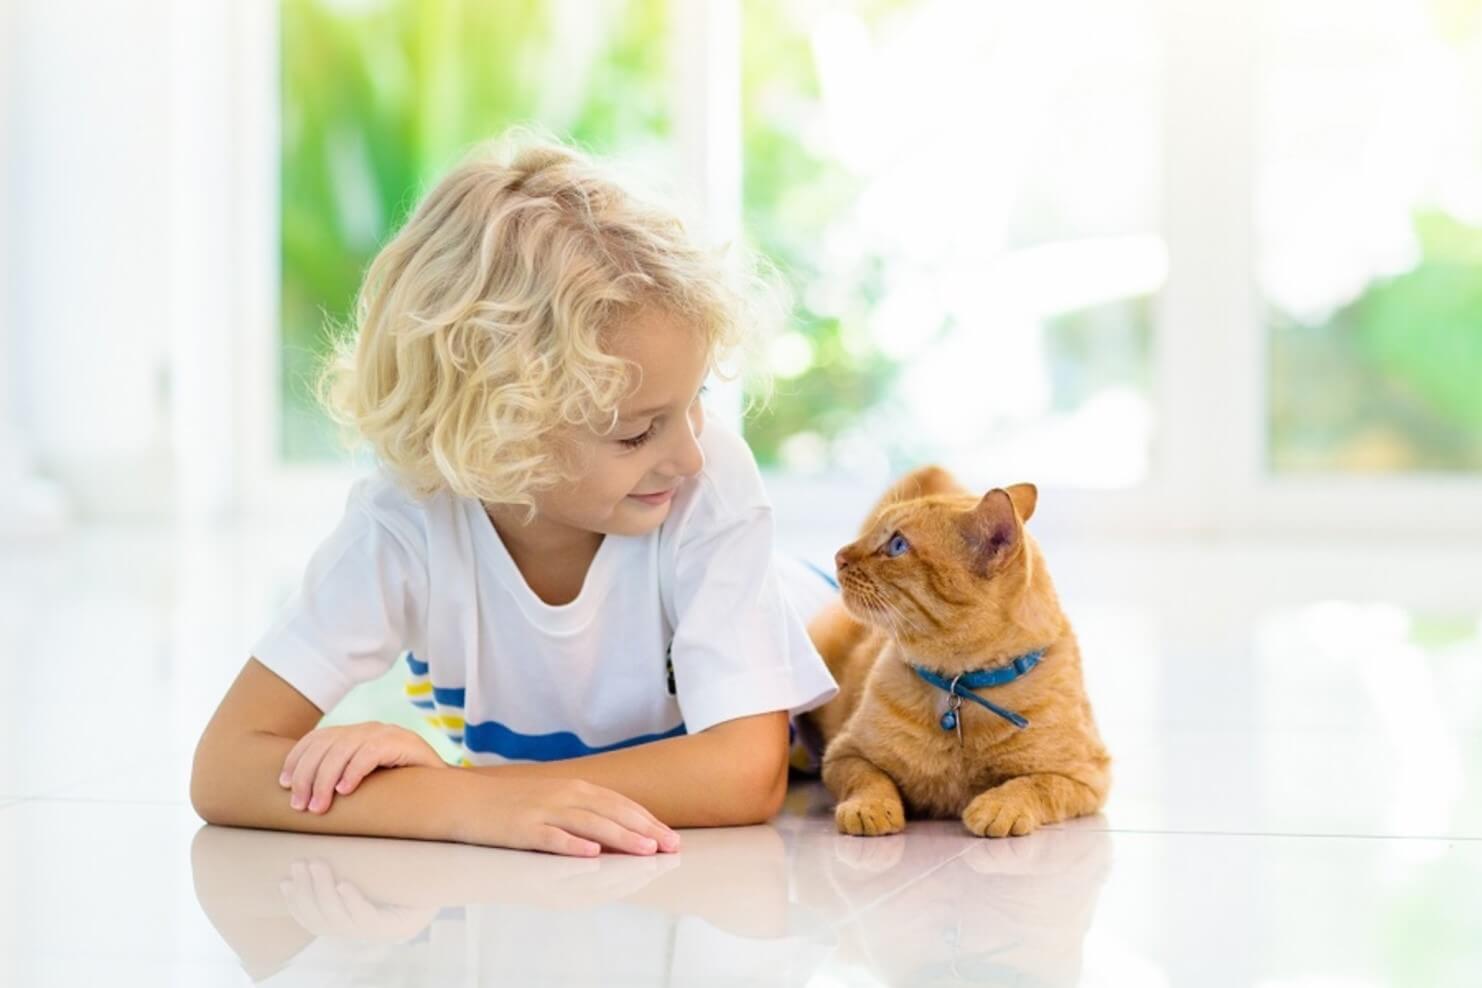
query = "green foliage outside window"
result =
(1270, 211, 1482, 472)
(280, 0, 671, 461)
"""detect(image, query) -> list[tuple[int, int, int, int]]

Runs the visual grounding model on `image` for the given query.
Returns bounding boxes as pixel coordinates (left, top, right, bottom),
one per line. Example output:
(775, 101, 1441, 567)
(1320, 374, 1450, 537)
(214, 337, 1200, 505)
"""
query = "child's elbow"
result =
(706, 711, 792, 824)
(759, 764, 789, 821)
(190, 728, 255, 827)
(189, 742, 229, 825)
(735, 750, 790, 824)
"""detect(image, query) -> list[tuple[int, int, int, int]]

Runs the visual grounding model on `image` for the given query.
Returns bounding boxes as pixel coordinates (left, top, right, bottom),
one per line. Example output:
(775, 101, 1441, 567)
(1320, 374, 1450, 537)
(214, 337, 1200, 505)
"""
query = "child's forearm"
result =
(191, 729, 491, 845)
(461, 729, 785, 828)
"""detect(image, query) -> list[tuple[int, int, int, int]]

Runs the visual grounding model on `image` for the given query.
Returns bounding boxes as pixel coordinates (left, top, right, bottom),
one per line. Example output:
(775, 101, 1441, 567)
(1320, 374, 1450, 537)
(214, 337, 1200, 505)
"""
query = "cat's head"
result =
(832, 477, 1049, 654)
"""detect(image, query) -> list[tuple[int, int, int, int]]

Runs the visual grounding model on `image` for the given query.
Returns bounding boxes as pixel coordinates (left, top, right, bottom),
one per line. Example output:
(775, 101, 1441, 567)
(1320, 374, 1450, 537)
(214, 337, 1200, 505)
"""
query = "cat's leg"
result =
(961, 772, 1105, 838)
(822, 737, 908, 837)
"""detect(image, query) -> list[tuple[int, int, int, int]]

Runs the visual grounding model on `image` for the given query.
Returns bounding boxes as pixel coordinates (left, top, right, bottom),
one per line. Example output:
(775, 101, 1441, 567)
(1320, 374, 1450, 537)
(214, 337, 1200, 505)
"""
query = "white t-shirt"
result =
(250, 419, 841, 768)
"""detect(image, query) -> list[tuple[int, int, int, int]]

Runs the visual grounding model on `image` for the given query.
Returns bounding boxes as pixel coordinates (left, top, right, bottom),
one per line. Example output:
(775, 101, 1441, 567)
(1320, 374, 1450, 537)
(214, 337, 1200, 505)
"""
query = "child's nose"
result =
(673, 432, 705, 478)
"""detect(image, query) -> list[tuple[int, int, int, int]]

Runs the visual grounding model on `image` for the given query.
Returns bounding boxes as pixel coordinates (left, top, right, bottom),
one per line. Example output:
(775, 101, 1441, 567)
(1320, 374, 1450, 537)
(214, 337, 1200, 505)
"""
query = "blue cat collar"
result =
(911, 648, 1044, 731)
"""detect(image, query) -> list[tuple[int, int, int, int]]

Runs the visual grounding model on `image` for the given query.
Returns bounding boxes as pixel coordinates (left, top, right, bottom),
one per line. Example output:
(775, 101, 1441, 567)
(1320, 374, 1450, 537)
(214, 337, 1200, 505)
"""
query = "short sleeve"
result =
(668, 504, 840, 735)
(250, 489, 427, 714)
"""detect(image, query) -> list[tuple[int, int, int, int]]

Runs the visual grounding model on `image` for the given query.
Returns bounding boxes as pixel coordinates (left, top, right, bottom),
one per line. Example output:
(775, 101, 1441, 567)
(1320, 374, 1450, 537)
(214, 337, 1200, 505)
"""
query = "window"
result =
(1261, 0, 1482, 474)
(739, 0, 1164, 490)
(264, 0, 1482, 533)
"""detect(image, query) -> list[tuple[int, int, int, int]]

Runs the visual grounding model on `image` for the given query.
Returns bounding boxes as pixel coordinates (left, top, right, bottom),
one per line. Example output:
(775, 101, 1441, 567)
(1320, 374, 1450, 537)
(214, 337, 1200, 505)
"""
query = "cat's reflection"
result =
(190, 821, 833, 984)
(787, 786, 1113, 988)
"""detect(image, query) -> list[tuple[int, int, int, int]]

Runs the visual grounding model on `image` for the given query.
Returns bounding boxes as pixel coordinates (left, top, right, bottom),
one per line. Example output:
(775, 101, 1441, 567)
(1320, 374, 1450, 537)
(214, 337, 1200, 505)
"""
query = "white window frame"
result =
(232, 0, 1482, 536)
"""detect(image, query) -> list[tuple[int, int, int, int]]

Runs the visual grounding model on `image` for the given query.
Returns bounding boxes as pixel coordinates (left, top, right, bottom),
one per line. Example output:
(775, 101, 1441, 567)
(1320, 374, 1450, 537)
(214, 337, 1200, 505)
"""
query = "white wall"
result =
(3, 0, 237, 524)
(0, 0, 72, 537)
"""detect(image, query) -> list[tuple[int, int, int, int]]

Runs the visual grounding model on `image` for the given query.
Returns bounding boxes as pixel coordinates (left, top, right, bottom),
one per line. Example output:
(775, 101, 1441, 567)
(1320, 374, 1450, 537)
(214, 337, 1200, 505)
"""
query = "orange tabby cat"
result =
(801, 464, 1111, 838)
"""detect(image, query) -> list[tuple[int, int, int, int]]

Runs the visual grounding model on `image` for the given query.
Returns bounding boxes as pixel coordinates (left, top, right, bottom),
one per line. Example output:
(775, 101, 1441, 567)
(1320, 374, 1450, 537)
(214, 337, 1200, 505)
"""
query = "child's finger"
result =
(279, 732, 315, 787)
(610, 801, 681, 851)
(536, 824, 601, 857)
(287, 736, 333, 810)
(306, 738, 365, 813)
(560, 809, 660, 856)
(335, 748, 383, 796)
(629, 802, 677, 843)
(584, 786, 679, 848)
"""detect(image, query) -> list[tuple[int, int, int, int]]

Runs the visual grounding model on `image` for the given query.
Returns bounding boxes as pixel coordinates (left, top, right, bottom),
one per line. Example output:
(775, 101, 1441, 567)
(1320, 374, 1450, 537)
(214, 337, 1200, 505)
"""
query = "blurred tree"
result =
(1270, 210, 1482, 472)
(738, 0, 901, 468)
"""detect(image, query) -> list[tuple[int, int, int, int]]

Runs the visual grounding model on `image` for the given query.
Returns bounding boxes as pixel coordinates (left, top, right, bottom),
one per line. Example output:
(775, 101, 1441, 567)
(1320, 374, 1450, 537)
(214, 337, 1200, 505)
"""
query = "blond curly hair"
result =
(314, 128, 782, 521)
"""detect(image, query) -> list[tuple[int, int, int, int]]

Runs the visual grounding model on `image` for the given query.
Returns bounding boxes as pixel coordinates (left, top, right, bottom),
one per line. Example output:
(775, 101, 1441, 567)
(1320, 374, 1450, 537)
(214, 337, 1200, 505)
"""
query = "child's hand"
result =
(472, 777, 683, 857)
(279, 721, 446, 814)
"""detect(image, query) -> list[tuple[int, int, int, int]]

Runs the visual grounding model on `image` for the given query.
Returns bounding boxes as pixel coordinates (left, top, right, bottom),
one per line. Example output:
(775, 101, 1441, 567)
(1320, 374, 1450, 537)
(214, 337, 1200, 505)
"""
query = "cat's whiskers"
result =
(842, 572, 924, 642)
(889, 598, 924, 636)
(870, 595, 903, 637)
(846, 579, 891, 626)
(865, 585, 924, 639)
(882, 599, 921, 637)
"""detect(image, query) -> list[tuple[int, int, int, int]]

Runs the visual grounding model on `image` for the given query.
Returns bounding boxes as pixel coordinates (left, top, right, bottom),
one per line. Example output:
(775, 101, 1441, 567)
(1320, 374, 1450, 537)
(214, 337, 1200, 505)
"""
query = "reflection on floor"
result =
(2, 524, 1480, 985)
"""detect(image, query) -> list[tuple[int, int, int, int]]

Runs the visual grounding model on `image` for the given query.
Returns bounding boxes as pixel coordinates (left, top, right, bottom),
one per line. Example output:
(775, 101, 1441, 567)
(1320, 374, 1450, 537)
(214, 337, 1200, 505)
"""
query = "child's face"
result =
(532, 305, 711, 538)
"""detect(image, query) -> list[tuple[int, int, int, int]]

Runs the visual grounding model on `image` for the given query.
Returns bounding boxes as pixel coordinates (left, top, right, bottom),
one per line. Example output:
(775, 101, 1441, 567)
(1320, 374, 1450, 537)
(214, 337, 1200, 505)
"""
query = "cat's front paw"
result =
(962, 786, 1040, 838)
(835, 796, 906, 836)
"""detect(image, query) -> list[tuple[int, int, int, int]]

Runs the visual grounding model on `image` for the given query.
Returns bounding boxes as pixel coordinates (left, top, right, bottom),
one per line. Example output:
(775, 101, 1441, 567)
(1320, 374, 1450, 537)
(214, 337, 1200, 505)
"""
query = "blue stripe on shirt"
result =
(406, 689, 468, 708)
(462, 719, 688, 761)
(405, 656, 467, 707)
(433, 686, 466, 706)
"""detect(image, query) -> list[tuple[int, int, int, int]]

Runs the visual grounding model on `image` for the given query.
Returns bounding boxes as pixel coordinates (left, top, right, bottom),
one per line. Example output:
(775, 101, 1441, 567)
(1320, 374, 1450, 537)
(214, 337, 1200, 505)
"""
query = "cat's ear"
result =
(1005, 483, 1037, 523)
(958, 488, 1021, 574)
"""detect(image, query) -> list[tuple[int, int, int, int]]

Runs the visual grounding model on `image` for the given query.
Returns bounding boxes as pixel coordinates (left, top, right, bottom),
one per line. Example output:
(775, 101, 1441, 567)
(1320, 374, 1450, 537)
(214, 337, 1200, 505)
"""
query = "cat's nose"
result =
(834, 548, 851, 572)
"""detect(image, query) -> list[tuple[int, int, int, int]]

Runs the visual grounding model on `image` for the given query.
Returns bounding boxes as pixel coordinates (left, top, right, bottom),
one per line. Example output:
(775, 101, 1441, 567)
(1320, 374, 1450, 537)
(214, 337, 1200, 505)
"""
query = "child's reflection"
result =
(277, 857, 438, 944)
(190, 821, 830, 984)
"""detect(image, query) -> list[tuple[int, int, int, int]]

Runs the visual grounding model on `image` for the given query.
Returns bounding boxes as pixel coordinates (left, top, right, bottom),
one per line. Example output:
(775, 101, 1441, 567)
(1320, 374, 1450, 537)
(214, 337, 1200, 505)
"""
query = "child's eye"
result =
(619, 422, 658, 449)
(884, 532, 910, 557)
(617, 385, 708, 450)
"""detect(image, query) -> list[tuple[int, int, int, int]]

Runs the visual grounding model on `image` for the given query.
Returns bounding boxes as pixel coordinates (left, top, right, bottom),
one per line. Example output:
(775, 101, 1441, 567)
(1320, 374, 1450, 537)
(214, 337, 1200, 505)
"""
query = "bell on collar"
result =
(940, 709, 958, 731)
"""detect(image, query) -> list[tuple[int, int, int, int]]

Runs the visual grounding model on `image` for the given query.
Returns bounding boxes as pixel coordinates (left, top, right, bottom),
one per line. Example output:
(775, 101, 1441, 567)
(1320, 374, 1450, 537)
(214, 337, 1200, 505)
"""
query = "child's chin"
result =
(614, 499, 670, 530)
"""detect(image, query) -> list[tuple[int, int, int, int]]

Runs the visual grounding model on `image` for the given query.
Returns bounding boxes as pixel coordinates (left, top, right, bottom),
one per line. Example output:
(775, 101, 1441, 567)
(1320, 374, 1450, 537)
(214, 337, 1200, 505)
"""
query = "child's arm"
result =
(192, 659, 674, 854)
(461, 710, 791, 828)
(191, 658, 498, 844)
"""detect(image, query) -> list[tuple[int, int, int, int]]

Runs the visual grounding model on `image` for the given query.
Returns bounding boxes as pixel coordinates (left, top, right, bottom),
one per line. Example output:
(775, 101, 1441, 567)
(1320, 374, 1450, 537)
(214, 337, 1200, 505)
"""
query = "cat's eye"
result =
(884, 532, 910, 557)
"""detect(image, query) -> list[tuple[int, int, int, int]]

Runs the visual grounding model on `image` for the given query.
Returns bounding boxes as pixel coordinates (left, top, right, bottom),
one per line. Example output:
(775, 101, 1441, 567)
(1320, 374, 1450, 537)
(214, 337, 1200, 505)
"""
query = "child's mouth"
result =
(629, 486, 677, 505)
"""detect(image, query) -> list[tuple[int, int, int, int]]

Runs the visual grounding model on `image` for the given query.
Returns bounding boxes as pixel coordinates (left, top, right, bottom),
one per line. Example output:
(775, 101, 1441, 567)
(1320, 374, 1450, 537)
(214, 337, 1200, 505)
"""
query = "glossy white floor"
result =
(3, 521, 1480, 987)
